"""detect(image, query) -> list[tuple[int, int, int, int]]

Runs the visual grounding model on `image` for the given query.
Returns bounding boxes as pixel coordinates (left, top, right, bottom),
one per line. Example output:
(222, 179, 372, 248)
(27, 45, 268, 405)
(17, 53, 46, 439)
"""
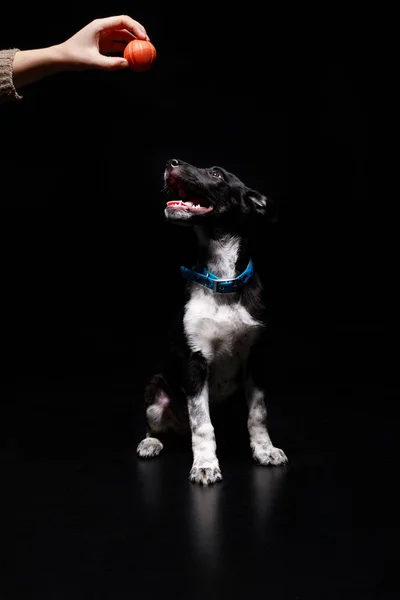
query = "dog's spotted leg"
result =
(185, 355, 222, 485)
(246, 377, 288, 466)
(188, 383, 222, 485)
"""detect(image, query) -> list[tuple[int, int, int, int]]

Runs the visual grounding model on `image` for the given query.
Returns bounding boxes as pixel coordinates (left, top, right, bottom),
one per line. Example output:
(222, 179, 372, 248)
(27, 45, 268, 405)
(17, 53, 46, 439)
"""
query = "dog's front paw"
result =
(189, 463, 222, 486)
(137, 437, 163, 459)
(251, 443, 288, 466)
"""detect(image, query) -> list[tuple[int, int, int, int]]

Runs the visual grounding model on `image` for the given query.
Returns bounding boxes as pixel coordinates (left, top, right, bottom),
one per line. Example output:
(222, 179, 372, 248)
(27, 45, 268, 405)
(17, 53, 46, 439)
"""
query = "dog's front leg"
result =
(246, 376, 288, 466)
(188, 384, 222, 485)
(186, 357, 222, 485)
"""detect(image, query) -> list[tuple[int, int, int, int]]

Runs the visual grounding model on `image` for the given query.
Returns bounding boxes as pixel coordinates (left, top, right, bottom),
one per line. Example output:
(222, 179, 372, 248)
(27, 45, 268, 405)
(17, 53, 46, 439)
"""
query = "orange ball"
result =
(124, 39, 157, 72)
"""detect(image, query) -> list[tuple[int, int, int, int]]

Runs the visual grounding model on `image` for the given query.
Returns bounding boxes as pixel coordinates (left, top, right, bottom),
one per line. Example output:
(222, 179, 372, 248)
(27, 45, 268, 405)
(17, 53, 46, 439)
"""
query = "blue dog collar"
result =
(180, 259, 254, 294)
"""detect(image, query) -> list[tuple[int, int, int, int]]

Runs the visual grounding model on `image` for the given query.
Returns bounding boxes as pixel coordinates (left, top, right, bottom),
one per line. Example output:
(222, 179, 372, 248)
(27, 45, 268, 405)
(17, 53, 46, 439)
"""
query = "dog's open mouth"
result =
(166, 176, 213, 214)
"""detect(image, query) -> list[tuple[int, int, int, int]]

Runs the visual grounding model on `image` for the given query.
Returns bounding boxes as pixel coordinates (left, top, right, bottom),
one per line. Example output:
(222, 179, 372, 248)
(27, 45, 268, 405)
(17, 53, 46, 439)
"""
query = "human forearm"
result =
(12, 45, 67, 90)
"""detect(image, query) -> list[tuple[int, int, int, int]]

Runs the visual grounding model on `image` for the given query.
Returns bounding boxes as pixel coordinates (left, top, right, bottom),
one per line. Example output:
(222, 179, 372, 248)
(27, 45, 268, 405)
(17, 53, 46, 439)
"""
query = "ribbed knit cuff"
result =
(0, 49, 23, 104)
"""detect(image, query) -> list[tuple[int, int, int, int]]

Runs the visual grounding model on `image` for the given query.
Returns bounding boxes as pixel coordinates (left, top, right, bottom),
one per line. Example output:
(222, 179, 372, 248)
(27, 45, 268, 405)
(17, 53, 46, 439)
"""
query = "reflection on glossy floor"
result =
(2, 365, 396, 600)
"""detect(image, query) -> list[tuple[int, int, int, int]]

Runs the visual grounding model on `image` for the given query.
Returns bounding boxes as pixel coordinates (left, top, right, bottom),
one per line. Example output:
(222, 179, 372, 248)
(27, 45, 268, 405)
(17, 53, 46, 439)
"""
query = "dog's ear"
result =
(243, 190, 278, 222)
(246, 190, 268, 216)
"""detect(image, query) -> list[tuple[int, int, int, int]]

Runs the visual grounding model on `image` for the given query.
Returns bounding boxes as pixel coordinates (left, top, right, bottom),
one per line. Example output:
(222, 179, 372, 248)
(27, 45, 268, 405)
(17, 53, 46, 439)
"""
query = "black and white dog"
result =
(137, 158, 288, 484)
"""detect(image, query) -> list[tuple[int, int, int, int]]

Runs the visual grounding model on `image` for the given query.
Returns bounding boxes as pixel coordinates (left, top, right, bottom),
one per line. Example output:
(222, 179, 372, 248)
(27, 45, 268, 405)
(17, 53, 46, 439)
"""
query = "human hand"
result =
(57, 15, 150, 71)
(9, 15, 150, 93)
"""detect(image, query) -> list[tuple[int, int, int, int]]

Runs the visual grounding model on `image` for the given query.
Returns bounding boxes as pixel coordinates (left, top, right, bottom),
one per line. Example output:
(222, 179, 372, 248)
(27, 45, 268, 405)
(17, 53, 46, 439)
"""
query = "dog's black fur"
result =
(137, 159, 287, 484)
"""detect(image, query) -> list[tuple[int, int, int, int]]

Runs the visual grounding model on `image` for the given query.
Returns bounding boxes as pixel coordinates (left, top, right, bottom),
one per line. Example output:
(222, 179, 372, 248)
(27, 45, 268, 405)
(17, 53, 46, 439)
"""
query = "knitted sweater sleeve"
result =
(0, 49, 23, 104)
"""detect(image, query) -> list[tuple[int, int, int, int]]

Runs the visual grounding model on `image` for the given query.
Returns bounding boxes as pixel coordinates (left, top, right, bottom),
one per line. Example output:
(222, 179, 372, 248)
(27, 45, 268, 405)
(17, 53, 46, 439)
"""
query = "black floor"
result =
(1, 327, 396, 600)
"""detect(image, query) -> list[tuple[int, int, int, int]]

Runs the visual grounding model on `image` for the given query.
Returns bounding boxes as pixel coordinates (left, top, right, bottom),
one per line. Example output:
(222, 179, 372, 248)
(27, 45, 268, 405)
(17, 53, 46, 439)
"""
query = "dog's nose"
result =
(166, 158, 181, 170)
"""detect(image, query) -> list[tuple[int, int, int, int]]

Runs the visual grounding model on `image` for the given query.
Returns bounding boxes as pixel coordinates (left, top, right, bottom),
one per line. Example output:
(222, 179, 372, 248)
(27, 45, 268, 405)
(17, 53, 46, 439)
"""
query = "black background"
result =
(1, 3, 395, 600)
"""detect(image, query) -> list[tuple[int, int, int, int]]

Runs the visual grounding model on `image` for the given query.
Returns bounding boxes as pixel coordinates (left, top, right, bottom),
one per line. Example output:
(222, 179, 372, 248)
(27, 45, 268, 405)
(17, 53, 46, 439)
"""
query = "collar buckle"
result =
(212, 277, 235, 293)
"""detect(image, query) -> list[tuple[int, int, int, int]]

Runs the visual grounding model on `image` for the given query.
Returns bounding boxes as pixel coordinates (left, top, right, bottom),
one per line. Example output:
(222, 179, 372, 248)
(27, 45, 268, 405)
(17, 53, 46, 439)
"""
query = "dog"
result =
(137, 158, 288, 485)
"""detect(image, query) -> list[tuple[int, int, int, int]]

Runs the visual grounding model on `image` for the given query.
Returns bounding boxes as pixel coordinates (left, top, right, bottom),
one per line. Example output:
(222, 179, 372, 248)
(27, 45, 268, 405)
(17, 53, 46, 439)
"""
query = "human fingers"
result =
(99, 29, 136, 53)
(92, 15, 149, 40)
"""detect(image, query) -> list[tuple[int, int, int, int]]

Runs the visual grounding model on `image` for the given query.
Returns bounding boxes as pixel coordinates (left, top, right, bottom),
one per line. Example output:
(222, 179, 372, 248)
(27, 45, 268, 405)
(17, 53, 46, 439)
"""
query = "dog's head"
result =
(164, 159, 270, 226)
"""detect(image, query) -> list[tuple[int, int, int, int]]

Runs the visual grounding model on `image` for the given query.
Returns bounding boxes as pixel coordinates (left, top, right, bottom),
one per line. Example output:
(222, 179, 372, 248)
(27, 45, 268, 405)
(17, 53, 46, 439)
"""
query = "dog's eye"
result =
(210, 170, 223, 180)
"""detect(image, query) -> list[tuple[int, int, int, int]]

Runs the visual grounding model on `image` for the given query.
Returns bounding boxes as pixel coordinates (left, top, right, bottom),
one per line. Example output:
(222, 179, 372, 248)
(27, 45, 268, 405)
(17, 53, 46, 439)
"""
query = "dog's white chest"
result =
(183, 289, 262, 398)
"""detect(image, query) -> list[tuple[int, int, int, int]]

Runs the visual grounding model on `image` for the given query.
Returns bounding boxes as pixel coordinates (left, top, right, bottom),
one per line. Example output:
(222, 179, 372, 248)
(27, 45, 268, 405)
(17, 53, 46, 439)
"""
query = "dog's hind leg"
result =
(137, 374, 179, 459)
(245, 375, 288, 466)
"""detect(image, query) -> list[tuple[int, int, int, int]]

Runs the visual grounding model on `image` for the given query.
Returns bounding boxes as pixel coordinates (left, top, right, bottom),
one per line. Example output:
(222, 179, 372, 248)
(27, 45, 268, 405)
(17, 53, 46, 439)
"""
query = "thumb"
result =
(96, 56, 129, 71)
